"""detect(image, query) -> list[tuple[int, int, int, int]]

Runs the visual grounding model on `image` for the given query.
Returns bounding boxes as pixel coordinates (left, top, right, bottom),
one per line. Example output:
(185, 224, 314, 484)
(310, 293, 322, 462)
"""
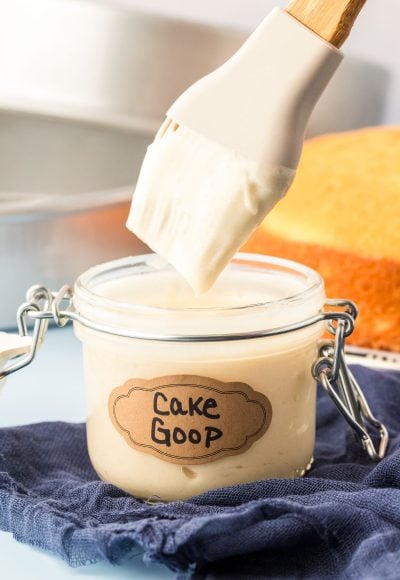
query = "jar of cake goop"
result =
(0, 254, 388, 501)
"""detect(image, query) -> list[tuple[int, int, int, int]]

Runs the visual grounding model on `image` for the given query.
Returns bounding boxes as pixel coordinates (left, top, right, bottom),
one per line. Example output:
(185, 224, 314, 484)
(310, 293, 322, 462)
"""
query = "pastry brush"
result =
(127, 0, 366, 294)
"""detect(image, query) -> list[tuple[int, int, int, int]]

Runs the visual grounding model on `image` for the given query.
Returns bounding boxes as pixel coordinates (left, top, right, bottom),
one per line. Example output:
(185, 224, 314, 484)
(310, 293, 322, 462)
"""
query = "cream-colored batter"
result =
(74, 257, 324, 500)
(127, 126, 295, 294)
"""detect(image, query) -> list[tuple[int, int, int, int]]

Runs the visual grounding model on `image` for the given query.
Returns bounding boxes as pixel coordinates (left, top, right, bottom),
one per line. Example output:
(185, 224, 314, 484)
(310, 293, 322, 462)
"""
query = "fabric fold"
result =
(0, 365, 399, 578)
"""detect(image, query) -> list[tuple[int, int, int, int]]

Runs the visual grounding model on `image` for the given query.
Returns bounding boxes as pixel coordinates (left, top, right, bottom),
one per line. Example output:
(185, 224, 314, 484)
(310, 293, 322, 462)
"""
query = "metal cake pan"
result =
(0, 0, 245, 134)
(0, 0, 246, 328)
(0, 0, 389, 328)
(0, 111, 152, 328)
(0, 0, 387, 136)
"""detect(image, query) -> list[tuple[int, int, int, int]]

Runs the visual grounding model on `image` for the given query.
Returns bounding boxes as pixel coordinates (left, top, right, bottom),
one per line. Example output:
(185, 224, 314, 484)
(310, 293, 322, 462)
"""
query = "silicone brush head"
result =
(127, 8, 342, 294)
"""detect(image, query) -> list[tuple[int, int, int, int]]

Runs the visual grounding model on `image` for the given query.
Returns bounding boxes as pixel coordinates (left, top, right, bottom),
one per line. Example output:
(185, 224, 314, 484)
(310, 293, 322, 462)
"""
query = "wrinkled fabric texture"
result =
(0, 365, 400, 579)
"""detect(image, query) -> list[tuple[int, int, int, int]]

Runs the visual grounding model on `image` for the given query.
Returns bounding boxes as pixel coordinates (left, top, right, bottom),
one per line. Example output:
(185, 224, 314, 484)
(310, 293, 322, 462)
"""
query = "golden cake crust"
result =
(243, 127, 400, 351)
(243, 231, 400, 351)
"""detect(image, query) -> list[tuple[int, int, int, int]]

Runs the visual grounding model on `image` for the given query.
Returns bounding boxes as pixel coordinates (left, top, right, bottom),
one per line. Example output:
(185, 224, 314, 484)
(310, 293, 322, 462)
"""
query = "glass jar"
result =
(0, 253, 387, 501)
(73, 253, 323, 500)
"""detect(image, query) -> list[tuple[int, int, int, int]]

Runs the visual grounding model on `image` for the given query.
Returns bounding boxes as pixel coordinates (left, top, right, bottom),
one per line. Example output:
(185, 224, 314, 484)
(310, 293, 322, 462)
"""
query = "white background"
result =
(101, 0, 400, 124)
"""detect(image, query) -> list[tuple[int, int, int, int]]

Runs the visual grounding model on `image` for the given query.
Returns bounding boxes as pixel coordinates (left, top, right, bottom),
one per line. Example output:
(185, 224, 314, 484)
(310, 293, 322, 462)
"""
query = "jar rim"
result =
(74, 252, 324, 315)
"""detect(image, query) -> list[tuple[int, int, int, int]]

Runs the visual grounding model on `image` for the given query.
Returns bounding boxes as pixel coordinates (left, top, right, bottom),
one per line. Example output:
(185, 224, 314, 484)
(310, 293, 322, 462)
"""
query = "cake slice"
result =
(243, 127, 400, 351)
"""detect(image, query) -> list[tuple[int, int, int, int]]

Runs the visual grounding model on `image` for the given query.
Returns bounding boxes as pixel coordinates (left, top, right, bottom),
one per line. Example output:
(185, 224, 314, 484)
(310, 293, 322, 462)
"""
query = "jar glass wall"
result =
(74, 254, 325, 500)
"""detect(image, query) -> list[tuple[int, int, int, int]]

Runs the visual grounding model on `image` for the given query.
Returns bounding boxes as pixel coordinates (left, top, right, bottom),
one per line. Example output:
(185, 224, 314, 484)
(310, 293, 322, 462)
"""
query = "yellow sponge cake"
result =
(243, 127, 400, 351)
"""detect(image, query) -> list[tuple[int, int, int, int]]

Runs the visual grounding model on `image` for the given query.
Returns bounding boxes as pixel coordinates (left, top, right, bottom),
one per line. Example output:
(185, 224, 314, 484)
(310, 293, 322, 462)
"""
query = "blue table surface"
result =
(0, 326, 173, 579)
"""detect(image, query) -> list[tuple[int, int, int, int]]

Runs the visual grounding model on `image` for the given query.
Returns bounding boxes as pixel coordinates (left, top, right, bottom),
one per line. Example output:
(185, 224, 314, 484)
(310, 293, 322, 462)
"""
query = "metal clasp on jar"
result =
(0, 285, 389, 461)
(312, 299, 389, 461)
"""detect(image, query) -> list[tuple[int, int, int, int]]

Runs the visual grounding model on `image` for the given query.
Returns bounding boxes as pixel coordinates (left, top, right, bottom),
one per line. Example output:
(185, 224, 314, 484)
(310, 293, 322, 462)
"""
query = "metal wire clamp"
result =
(312, 301, 389, 461)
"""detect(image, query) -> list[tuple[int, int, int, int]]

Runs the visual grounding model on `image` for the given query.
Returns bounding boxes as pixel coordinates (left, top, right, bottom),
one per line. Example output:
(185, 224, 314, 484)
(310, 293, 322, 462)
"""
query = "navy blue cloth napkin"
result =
(1, 365, 400, 579)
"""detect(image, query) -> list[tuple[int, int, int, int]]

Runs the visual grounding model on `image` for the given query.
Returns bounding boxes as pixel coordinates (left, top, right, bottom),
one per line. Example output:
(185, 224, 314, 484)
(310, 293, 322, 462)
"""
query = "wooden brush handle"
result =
(287, 0, 366, 48)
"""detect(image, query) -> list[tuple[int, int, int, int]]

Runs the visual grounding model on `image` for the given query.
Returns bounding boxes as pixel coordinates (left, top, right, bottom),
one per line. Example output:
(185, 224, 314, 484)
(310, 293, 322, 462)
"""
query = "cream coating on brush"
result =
(126, 8, 343, 293)
(127, 126, 295, 294)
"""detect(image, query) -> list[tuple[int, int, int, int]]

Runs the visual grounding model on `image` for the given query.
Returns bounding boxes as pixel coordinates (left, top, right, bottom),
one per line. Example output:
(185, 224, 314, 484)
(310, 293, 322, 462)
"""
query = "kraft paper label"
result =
(108, 375, 272, 465)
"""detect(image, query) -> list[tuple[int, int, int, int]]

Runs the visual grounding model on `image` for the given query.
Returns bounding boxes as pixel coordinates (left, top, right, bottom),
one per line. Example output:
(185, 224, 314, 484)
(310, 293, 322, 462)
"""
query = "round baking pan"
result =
(0, 110, 153, 329)
(0, 0, 245, 134)
(0, 0, 388, 328)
